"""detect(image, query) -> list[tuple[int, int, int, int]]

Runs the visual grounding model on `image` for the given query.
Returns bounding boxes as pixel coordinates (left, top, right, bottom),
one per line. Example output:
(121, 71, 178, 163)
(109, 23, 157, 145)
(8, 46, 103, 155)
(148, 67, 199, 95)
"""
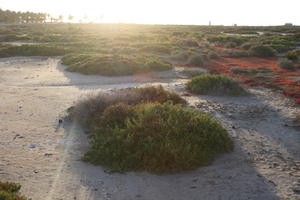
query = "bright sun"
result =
(1, 0, 300, 25)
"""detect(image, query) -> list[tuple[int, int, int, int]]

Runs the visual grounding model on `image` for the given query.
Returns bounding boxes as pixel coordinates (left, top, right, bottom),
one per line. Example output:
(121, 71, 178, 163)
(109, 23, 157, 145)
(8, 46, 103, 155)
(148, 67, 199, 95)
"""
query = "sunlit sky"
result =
(1, 0, 300, 25)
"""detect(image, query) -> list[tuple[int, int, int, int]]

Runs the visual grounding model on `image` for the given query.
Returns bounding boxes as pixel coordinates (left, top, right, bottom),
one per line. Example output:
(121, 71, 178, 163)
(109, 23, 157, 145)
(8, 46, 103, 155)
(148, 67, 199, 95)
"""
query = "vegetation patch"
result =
(83, 102, 233, 173)
(278, 58, 295, 70)
(0, 44, 69, 57)
(187, 55, 204, 67)
(62, 53, 172, 76)
(66, 86, 232, 173)
(248, 45, 276, 57)
(186, 74, 247, 95)
(0, 181, 26, 200)
(295, 114, 300, 123)
(67, 86, 186, 130)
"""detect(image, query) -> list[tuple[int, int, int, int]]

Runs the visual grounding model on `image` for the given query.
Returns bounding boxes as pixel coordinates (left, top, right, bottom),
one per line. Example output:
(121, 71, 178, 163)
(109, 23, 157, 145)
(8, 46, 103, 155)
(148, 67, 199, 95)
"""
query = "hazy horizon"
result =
(1, 0, 300, 26)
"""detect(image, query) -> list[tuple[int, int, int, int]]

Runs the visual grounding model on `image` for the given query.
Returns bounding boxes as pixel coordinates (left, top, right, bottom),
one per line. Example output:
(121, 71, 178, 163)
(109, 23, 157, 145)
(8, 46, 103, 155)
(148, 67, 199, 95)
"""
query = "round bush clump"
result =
(187, 55, 203, 66)
(278, 58, 295, 70)
(83, 102, 233, 173)
(186, 74, 247, 95)
(248, 45, 276, 57)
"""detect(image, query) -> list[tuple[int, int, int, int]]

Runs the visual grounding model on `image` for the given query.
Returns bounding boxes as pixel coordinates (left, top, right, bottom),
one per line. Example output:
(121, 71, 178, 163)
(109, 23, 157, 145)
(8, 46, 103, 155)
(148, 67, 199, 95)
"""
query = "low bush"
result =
(286, 49, 300, 61)
(0, 44, 69, 57)
(186, 74, 247, 95)
(62, 53, 172, 76)
(0, 181, 26, 200)
(140, 44, 172, 54)
(172, 50, 196, 61)
(230, 67, 246, 74)
(248, 45, 276, 57)
(278, 58, 295, 70)
(66, 86, 187, 130)
(182, 39, 199, 47)
(241, 43, 252, 50)
(225, 42, 238, 48)
(207, 51, 219, 59)
(83, 102, 233, 173)
(187, 55, 203, 67)
(295, 114, 300, 123)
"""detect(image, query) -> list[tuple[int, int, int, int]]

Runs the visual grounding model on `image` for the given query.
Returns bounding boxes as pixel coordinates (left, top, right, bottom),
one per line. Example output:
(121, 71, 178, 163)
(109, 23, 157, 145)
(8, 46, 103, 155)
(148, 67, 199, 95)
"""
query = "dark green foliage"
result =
(186, 74, 247, 95)
(0, 182, 26, 200)
(0, 44, 69, 57)
(62, 53, 172, 76)
(278, 58, 295, 70)
(248, 45, 276, 57)
(83, 102, 233, 173)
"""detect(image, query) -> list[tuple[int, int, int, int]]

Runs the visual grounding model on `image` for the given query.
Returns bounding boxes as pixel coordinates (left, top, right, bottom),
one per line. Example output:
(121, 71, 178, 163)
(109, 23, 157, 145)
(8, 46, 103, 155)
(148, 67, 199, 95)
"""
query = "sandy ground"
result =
(0, 56, 299, 200)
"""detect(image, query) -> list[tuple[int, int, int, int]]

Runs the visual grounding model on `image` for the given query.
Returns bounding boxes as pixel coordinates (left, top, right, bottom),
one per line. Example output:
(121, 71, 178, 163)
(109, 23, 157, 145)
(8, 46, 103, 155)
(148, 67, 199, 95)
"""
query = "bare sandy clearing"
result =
(0, 56, 299, 200)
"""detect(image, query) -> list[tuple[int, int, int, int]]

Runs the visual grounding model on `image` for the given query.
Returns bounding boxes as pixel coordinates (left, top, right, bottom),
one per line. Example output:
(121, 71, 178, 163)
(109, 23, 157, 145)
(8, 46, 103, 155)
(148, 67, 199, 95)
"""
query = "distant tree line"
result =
(0, 8, 50, 24)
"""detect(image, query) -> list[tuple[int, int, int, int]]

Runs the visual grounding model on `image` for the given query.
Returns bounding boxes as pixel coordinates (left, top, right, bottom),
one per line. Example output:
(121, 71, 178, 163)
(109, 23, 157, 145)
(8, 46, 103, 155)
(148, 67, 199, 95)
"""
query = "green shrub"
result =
(295, 114, 300, 123)
(66, 86, 187, 130)
(186, 74, 247, 95)
(241, 43, 252, 50)
(172, 50, 196, 61)
(0, 44, 69, 57)
(248, 45, 276, 57)
(182, 39, 199, 47)
(207, 51, 219, 59)
(278, 58, 295, 70)
(230, 67, 246, 74)
(187, 55, 203, 66)
(0, 182, 26, 200)
(140, 44, 172, 54)
(83, 102, 233, 173)
(286, 49, 300, 61)
(62, 53, 172, 76)
(225, 42, 238, 48)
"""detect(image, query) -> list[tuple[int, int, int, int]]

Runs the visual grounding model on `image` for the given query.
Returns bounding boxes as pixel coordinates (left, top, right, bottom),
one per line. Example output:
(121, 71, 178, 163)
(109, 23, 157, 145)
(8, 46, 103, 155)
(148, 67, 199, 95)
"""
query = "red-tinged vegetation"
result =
(195, 55, 300, 104)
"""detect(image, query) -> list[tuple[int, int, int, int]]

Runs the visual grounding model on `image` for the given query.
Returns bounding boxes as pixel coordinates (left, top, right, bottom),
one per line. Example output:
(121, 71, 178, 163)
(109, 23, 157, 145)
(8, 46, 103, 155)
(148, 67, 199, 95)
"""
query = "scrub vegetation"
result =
(186, 74, 247, 96)
(66, 86, 233, 173)
(0, 181, 26, 200)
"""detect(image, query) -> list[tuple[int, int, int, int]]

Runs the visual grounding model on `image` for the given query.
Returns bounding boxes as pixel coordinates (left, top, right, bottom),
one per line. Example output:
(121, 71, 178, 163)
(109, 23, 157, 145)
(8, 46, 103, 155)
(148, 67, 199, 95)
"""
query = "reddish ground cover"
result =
(190, 55, 300, 104)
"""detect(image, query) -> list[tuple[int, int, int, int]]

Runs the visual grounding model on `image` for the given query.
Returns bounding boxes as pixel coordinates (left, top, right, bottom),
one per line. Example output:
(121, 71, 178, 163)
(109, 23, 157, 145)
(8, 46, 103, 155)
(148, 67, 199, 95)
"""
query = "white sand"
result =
(0, 56, 299, 200)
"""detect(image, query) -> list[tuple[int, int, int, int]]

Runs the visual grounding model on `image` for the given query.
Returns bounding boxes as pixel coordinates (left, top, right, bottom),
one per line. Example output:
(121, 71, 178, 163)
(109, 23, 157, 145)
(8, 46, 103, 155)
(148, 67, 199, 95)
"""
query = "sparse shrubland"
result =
(0, 181, 26, 200)
(66, 86, 233, 173)
(186, 74, 247, 95)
